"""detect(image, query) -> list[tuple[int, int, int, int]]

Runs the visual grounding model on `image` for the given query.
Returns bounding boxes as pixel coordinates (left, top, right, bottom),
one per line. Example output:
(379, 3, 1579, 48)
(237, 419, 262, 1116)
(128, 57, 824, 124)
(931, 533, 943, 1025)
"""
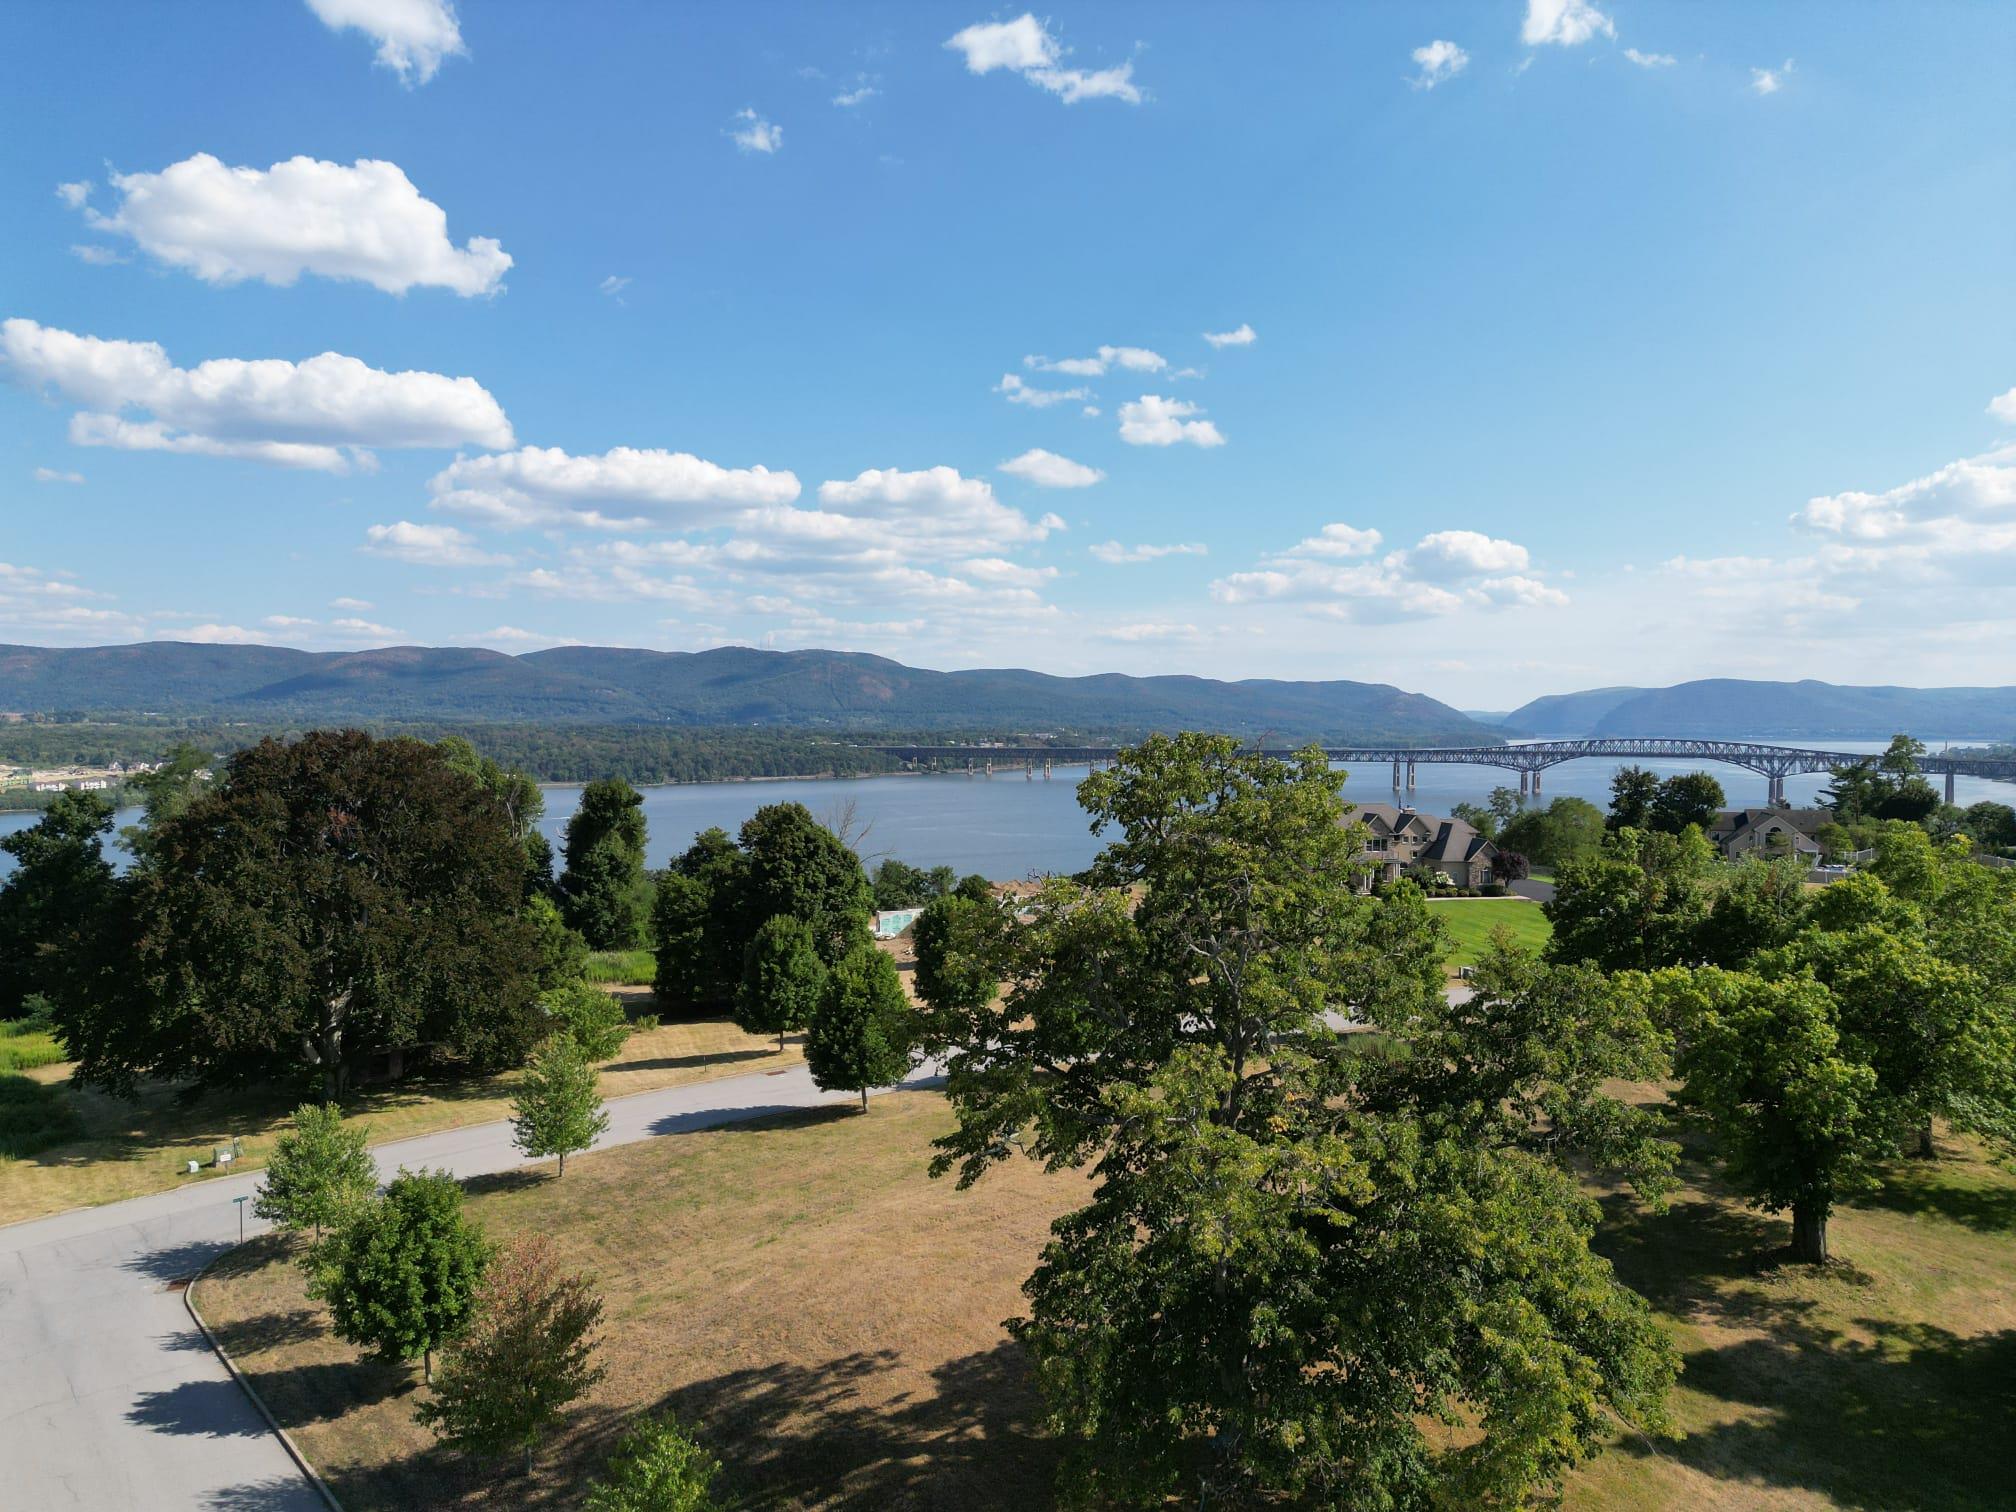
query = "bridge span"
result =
(863, 739, 2016, 805)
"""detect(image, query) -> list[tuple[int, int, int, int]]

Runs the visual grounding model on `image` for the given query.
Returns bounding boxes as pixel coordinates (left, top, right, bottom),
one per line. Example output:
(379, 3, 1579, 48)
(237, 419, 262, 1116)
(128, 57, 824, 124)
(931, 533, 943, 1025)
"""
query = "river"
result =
(3, 739, 2008, 881)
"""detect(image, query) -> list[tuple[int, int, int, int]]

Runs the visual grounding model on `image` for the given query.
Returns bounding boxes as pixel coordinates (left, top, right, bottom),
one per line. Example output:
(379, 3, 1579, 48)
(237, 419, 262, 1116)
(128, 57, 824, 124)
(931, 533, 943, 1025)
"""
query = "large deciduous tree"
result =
(1658, 968, 1894, 1264)
(78, 732, 543, 1100)
(560, 778, 651, 948)
(1546, 825, 1717, 973)
(929, 735, 1674, 1505)
(737, 802, 872, 965)
(310, 1167, 491, 1383)
(1648, 771, 1726, 834)
(416, 1234, 607, 1474)
(651, 828, 748, 1014)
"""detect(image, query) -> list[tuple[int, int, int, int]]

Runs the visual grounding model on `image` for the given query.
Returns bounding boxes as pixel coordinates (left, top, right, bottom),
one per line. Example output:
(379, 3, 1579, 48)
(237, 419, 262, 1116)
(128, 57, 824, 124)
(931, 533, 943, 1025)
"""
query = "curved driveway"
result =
(0, 1059, 934, 1511)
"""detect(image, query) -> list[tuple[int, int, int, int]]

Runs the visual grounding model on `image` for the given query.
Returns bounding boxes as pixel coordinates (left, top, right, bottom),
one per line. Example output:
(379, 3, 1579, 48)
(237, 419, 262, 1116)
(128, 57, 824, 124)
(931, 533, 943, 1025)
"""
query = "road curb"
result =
(183, 1245, 347, 1512)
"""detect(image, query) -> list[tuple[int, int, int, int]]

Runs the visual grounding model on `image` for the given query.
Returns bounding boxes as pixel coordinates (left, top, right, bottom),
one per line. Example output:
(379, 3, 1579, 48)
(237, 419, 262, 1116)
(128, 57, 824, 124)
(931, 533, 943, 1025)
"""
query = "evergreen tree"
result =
(254, 1102, 376, 1240)
(512, 1035, 610, 1175)
(309, 1168, 491, 1382)
(560, 778, 650, 948)
(735, 915, 826, 1051)
(806, 946, 913, 1111)
(416, 1234, 607, 1474)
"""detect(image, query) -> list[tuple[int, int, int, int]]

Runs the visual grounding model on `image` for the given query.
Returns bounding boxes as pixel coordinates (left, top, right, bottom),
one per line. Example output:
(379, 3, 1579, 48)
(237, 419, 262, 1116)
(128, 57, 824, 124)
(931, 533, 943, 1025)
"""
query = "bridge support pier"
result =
(1530, 768, 1542, 798)
(1519, 770, 1530, 799)
(1392, 759, 1402, 791)
(1946, 770, 1956, 805)
(1405, 760, 1416, 793)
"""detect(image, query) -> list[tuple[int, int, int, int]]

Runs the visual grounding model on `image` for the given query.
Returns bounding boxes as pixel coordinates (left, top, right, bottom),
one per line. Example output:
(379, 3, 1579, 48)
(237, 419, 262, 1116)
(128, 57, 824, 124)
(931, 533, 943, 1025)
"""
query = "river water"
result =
(3, 739, 2007, 881)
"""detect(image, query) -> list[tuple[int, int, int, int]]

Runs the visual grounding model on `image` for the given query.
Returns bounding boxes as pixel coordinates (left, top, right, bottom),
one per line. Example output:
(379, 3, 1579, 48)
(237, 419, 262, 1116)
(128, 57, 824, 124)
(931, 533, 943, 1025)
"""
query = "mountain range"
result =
(1500, 679, 2016, 740)
(0, 642, 1493, 745)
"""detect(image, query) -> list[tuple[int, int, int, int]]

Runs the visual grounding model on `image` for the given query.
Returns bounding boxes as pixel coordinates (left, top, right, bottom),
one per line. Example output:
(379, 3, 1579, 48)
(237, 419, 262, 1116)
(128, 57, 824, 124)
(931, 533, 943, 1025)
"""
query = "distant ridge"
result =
(1503, 679, 2016, 741)
(0, 642, 1496, 745)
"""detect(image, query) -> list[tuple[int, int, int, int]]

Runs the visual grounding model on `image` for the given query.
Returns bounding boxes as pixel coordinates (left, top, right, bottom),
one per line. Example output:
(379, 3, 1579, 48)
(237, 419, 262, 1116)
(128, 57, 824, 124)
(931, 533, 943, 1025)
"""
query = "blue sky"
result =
(2, 0, 2012, 706)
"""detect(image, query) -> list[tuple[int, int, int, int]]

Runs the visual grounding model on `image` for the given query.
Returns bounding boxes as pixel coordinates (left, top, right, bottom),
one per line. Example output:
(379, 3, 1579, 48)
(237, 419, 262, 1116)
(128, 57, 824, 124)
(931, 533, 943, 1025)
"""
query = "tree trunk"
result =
(860, 1087, 869, 1113)
(779, 1029, 786, 1053)
(423, 1346, 433, 1385)
(1790, 1202, 1829, 1265)
(557, 1149, 566, 1177)
(1914, 1118, 1936, 1160)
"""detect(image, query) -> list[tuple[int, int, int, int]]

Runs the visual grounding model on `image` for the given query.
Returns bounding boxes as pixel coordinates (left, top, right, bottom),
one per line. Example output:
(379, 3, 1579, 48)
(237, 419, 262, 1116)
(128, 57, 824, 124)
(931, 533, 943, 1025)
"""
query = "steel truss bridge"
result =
(864, 739, 2016, 804)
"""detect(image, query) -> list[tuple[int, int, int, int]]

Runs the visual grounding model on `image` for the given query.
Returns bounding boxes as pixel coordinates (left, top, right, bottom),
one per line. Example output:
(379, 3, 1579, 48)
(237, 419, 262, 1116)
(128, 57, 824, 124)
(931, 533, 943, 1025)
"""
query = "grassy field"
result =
(0, 1014, 68, 1073)
(583, 949, 658, 986)
(1425, 895, 1554, 969)
(0, 1011, 800, 1227)
(200, 1087, 2016, 1511)
(197, 1091, 1087, 1510)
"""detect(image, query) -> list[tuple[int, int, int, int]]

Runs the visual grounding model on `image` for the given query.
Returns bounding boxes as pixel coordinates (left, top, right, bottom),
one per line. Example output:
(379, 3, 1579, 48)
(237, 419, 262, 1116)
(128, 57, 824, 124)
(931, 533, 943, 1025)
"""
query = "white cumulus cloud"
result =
(362, 520, 509, 567)
(1117, 395, 1225, 448)
(1991, 385, 2016, 425)
(945, 13, 1141, 105)
(730, 109, 783, 153)
(1000, 448, 1104, 488)
(1209, 525, 1564, 623)
(74, 154, 509, 296)
(1624, 47, 1676, 67)
(1751, 59, 1793, 95)
(33, 467, 85, 484)
(1522, 0, 1614, 47)
(1, 318, 513, 473)
(1411, 40, 1469, 88)
(1203, 323, 1257, 349)
(305, 0, 465, 85)
(995, 372, 1090, 408)
(1027, 345, 1165, 377)
(1089, 541, 1207, 564)
(55, 181, 91, 209)
(430, 445, 802, 532)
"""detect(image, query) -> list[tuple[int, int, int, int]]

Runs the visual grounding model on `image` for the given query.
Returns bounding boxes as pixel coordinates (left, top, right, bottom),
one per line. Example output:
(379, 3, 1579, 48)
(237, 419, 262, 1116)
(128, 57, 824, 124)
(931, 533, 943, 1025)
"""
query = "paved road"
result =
(0, 1059, 937, 1511)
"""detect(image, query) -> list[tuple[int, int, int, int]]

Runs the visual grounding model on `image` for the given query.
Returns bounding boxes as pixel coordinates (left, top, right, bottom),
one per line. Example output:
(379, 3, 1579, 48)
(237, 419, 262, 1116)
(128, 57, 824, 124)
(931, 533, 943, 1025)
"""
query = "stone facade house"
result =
(1352, 802, 1500, 890)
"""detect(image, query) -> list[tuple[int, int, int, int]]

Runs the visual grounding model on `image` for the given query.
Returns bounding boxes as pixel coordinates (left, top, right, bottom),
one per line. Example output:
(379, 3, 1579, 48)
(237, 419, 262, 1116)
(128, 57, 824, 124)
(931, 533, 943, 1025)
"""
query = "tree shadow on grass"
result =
(1615, 1319, 2016, 1510)
(651, 1340, 1056, 1511)
(207, 1306, 326, 1357)
(460, 1168, 546, 1198)
(601, 1048, 776, 1076)
(1853, 1167, 2016, 1235)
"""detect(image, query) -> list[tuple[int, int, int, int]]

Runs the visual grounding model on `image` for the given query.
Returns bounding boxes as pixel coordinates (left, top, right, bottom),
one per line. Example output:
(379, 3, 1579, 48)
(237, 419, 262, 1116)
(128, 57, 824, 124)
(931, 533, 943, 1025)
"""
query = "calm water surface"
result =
(3, 739, 2007, 881)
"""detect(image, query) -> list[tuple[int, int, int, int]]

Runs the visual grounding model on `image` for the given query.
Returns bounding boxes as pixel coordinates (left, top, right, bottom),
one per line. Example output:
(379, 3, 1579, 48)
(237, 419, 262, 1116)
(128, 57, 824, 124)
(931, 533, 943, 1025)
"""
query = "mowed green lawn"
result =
(1425, 896, 1553, 969)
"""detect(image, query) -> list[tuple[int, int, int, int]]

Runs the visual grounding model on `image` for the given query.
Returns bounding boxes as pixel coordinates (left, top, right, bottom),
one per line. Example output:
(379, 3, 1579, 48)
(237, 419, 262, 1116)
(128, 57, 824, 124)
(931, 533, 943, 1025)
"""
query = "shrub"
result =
(542, 980, 631, 1061)
(585, 1414, 722, 1512)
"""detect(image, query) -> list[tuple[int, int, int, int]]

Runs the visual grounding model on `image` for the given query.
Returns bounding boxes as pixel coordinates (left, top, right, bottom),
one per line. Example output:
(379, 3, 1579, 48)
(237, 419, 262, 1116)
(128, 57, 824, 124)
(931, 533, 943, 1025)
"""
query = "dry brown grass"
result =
(196, 1090, 1086, 1510)
(0, 1009, 800, 1226)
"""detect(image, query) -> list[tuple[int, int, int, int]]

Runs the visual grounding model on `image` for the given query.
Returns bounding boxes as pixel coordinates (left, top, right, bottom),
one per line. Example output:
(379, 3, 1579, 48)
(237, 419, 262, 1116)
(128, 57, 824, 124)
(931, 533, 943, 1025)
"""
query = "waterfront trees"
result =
(735, 914, 825, 1051)
(1497, 794, 1606, 867)
(737, 802, 873, 965)
(560, 777, 651, 948)
(0, 788, 119, 1019)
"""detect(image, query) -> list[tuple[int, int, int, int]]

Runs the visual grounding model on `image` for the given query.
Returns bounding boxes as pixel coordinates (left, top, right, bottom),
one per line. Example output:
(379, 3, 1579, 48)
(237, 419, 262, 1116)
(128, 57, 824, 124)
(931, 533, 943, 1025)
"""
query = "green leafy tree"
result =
(310, 1168, 492, 1382)
(253, 1102, 376, 1240)
(870, 857, 954, 909)
(806, 945, 914, 1112)
(416, 1234, 607, 1474)
(1658, 969, 1895, 1263)
(1649, 771, 1726, 834)
(584, 1414, 722, 1512)
(651, 829, 749, 1014)
(437, 735, 552, 896)
(119, 742, 213, 858)
(1358, 940, 1676, 1199)
(76, 732, 542, 1099)
(1449, 800, 1499, 841)
(0, 789, 121, 1019)
(560, 778, 650, 948)
(1696, 857, 1811, 968)
(1959, 801, 2016, 851)
(735, 914, 826, 1051)
(909, 895, 1000, 1024)
(737, 803, 873, 965)
(1546, 826, 1717, 972)
(930, 736, 1672, 1505)
(1608, 765, 1659, 830)
(528, 894, 590, 989)
(1498, 795, 1607, 868)
(541, 980, 631, 1061)
(511, 1035, 610, 1175)
(952, 873, 994, 903)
